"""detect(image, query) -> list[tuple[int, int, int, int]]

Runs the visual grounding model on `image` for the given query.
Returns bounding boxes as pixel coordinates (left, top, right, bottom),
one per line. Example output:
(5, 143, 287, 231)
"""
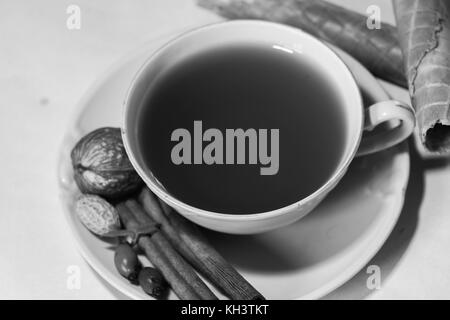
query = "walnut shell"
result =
(71, 127, 143, 198)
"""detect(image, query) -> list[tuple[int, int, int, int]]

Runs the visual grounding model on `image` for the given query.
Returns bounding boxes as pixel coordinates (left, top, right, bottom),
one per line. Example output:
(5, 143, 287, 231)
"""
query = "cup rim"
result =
(122, 20, 364, 222)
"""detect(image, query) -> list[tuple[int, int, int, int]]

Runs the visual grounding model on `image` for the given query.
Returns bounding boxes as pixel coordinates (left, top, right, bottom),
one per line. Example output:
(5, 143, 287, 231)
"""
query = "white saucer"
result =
(57, 31, 409, 300)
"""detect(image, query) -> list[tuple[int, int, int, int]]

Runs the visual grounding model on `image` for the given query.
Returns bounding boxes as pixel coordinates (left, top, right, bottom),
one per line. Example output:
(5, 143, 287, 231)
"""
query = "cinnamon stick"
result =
(198, 0, 406, 87)
(124, 199, 218, 300)
(394, 0, 450, 153)
(137, 190, 200, 267)
(139, 188, 265, 300)
(116, 203, 200, 300)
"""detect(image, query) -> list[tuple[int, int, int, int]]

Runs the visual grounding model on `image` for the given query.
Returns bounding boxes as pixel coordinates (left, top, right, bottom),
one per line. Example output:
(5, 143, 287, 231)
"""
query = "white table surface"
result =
(1, 0, 449, 299)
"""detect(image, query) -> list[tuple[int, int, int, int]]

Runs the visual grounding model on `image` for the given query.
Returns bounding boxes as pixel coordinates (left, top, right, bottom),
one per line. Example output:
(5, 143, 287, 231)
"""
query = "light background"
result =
(1, 0, 449, 299)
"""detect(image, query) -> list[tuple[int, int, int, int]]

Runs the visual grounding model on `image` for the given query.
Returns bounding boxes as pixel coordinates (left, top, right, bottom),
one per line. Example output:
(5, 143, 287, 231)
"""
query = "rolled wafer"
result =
(394, 0, 450, 153)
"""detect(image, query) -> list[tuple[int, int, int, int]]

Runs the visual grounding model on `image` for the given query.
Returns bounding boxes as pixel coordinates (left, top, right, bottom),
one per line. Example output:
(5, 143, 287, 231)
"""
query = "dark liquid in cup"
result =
(137, 44, 347, 214)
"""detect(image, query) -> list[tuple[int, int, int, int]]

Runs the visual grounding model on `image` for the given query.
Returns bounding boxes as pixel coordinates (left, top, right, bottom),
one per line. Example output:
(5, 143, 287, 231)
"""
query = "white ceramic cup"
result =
(123, 21, 415, 234)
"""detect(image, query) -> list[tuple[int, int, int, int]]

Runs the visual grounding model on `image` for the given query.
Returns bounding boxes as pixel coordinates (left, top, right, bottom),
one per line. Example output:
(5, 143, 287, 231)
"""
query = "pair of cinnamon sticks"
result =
(116, 189, 264, 300)
(198, 0, 450, 154)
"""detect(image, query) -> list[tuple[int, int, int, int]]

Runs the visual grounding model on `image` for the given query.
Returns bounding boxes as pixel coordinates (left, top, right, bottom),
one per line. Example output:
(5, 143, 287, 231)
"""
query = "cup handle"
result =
(356, 100, 415, 157)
